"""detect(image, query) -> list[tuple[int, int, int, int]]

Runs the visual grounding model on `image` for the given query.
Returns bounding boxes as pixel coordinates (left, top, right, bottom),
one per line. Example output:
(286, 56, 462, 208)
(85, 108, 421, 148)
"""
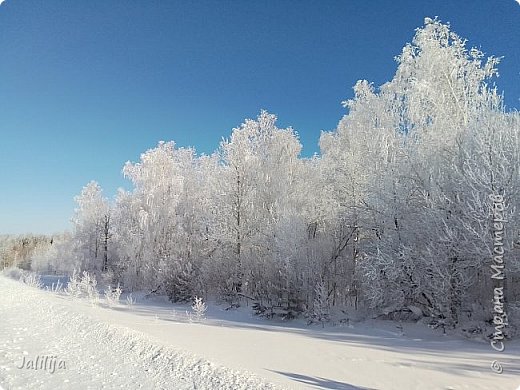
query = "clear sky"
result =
(0, 0, 519, 235)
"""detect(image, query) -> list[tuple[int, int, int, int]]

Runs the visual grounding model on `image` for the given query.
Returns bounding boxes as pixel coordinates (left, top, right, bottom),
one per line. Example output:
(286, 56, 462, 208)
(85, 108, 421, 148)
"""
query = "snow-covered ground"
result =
(1, 275, 519, 390)
(0, 276, 279, 390)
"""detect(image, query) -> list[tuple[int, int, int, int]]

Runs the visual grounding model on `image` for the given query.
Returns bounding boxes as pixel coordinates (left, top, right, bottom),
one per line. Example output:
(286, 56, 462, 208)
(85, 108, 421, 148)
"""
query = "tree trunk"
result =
(102, 214, 110, 272)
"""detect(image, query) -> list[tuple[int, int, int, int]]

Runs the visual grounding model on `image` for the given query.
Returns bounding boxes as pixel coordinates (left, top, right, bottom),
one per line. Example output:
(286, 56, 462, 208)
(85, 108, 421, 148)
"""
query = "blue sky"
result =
(0, 1, 519, 234)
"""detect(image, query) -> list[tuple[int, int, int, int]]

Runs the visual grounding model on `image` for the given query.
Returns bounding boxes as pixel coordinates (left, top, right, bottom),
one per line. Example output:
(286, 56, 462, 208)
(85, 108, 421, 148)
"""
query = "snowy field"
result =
(1, 276, 519, 390)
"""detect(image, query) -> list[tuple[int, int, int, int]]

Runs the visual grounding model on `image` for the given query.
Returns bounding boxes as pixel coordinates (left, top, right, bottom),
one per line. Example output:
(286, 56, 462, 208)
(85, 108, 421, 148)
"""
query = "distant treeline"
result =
(0, 234, 56, 270)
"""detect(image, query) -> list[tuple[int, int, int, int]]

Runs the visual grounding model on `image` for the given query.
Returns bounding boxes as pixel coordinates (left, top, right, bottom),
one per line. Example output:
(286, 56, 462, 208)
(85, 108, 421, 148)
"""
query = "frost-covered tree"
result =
(67, 181, 111, 273)
(0, 234, 53, 271)
(111, 141, 215, 300)
(352, 18, 518, 326)
(113, 141, 191, 292)
(213, 110, 308, 313)
(319, 79, 402, 310)
(310, 279, 330, 327)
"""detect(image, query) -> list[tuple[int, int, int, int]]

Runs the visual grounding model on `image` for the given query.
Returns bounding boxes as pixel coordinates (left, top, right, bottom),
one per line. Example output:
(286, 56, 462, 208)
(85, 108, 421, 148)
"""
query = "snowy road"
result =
(1, 275, 519, 390)
(0, 276, 279, 390)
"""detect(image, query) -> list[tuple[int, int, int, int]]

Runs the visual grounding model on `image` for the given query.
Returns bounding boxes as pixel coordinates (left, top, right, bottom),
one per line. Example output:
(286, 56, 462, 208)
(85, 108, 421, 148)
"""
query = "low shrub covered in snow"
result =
(65, 269, 100, 305)
(191, 296, 207, 321)
(2, 266, 25, 280)
(2, 266, 43, 289)
(104, 284, 123, 307)
(125, 293, 136, 306)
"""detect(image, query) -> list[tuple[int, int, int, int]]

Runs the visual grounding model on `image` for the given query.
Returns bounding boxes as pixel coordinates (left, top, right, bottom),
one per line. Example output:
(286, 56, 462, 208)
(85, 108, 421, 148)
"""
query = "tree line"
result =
(27, 19, 520, 330)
